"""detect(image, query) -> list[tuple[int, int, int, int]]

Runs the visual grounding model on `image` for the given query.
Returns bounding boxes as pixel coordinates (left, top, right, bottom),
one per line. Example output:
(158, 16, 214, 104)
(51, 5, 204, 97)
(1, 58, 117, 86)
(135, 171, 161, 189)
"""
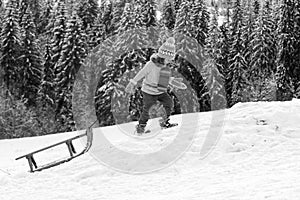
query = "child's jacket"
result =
(130, 54, 173, 95)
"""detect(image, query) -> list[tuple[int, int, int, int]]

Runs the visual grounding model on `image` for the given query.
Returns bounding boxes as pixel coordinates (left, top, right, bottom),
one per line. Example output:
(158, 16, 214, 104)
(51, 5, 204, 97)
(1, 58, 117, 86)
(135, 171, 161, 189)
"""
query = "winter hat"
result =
(158, 37, 176, 60)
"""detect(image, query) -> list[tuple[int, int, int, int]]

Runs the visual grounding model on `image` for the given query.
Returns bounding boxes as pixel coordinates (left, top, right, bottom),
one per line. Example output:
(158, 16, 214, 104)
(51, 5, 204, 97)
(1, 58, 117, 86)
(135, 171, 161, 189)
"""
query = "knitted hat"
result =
(158, 37, 176, 60)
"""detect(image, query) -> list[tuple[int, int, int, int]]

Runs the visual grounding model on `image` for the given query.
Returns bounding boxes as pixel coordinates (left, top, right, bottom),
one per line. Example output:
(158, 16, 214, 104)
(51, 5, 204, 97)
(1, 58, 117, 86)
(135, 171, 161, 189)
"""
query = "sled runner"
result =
(15, 127, 93, 173)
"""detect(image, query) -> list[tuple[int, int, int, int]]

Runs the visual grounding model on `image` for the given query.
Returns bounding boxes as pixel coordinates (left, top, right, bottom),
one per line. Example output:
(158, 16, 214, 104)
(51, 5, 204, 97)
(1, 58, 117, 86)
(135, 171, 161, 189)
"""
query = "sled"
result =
(15, 127, 93, 173)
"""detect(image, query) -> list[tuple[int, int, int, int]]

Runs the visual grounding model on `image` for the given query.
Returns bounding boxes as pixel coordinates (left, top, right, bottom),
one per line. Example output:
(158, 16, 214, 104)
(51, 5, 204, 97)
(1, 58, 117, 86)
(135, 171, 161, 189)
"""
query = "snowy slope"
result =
(1, 99, 300, 200)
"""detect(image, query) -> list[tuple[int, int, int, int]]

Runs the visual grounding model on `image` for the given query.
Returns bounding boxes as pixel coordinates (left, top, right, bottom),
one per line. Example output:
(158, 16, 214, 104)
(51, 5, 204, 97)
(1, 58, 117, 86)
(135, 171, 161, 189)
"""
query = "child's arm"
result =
(130, 62, 151, 85)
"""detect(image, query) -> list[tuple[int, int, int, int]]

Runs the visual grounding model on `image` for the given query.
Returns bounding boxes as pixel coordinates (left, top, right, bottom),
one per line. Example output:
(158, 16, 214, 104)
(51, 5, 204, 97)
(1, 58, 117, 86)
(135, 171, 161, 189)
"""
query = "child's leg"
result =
(157, 92, 173, 119)
(139, 92, 158, 125)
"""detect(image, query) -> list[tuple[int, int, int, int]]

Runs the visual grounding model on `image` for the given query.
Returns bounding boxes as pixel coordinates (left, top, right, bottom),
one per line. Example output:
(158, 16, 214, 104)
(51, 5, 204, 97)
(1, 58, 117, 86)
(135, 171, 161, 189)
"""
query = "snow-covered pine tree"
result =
(19, 7, 43, 106)
(111, 0, 125, 35)
(51, 0, 68, 69)
(55, 14, 87, 131)
(132, 0, 145, 28)
(161, 0, 176, 30)
(85, 21, 105, 51)
(0, 90, 42, 139)
(174, 0, 193, 37)
(28, 0, 42, 33)
(174, 0, 211, 112)
(18, 0, 42, 33)
(293, 1, 300, 98)
(218, 23, 231, 107)
(38, 0, 58, 36)
(275, 0, 295, 101)
(272, 0, 282, 39)
(241, 0, 257, 76)
(224, 0, 232, 24)
(191, 0, 210, 47)
(140, 0, 157, 28)
(0, 0, 23, 97)
(117, 2, 135, 34)
(39, 43, 55, 106)
(204, 7, 227, 110)
(174, 0, 182, 16)
(39, 0, 55, 36)
(110, 1, 150, 123)
(77, 0, 99, 30)
(0, 0, 3, 19)
(101, 0, 113, 38)
(206, 7, 222, 72)
(253, 0, 260, 16)
(76, 0, 100, 52)
(0, 0, 3, 44)
(18, 0, 29, 24)
(228, 0, 249, 106)
(249, 0, 277, 101)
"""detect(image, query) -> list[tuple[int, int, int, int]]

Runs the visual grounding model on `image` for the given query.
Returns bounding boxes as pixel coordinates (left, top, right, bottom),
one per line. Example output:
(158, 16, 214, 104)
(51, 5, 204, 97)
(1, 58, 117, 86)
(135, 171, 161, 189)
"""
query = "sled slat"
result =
(15, 126, 94, 173)
(15, 133, 86, 160)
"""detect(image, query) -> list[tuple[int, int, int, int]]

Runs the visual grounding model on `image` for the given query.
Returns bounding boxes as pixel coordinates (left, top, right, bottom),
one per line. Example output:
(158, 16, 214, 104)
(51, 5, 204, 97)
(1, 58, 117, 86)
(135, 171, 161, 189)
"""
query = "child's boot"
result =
(136, 123, 146, 134)
(159, 118, 178, 129)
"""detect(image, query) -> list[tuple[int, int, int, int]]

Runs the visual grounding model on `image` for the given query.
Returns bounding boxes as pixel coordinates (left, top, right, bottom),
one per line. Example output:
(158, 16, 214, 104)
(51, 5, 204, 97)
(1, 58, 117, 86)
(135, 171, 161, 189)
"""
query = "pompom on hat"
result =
(158, 37, 176, 60)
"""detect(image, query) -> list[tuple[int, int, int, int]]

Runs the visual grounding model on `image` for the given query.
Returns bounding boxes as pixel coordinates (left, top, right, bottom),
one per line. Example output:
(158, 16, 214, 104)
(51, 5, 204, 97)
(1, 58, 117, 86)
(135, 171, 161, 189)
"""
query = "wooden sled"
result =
(15, 127, 93, 173)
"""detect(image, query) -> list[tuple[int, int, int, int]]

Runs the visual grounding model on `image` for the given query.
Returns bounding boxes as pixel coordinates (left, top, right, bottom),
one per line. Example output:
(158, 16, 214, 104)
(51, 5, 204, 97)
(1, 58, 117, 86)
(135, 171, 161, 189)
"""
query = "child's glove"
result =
(125, 80, 136, 94)
(173, 77, 183, 82)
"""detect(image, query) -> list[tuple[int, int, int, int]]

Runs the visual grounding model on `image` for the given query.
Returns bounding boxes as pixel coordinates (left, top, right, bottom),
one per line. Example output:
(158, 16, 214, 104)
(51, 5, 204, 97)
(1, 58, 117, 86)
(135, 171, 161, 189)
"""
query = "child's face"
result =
(165, 58, 172, 64)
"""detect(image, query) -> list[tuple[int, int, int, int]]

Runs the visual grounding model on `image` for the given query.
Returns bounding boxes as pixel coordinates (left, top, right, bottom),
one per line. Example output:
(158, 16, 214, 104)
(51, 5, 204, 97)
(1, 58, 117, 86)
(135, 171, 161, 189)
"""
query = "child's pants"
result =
(139, 91, 173, 125)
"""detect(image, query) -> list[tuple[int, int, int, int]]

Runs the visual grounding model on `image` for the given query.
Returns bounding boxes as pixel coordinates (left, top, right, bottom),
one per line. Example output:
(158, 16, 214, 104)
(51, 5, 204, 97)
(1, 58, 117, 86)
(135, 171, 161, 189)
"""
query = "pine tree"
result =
(38, 0, 54, 35)
(206, 7, 221, 61)
(174, 0, 182, 16)
(191, 0, 210, 46)
(224, 0, 233, 24)
(132, 0, 145, 28)
(39, 44, 55, 106)
(253, 0, 260, 16)
(51, 0, 68, 75)
(161, 0, 176, 30)
(55, 14, 87, 131)
(219, 24, 231, 107)
(241, 0, 256, 75)
(77, 0, 99, 30)
(0, 0, 3, 18)
(19, 8, 43, 106)
(174, 0, 211, 112)
(0, 0, 23, 96)
(140, 0, 157, 28)
(293, 0, 300, 98)
(275, 0, 295, 101)
(174, 0, 193, 37)
(101, 0, 113, 38)
(19, 0, 42, 32)
(76, 0, 100, 52)
(228, 0, 249, 106)
(86, 18, 105, 50)
(111, 0, 126, 35)
(0, 90, 41, 139)
(117, 3, 135, 33)
(0, 0, 3, 43)
(205, 8, 227, 110)
(249, 0, 277, 101)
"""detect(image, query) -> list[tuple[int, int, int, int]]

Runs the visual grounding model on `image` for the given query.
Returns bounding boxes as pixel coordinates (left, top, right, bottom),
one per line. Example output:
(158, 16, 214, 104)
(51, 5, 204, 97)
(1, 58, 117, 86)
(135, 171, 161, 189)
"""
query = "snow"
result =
(1, 99, 300, 200)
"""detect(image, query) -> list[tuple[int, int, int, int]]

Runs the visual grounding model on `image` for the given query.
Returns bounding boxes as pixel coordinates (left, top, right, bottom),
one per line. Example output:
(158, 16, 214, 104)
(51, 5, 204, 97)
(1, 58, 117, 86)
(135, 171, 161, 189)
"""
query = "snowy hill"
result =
(1, 99, 300, 200)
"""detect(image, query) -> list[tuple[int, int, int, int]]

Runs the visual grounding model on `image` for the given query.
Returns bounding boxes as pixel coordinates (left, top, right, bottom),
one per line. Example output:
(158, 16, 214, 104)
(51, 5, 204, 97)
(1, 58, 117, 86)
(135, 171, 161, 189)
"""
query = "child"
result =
(125, 37, 179, 134)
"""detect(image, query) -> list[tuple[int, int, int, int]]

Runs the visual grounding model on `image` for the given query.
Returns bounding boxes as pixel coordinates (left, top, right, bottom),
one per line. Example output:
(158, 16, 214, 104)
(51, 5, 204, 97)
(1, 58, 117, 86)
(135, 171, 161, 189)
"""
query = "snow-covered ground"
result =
(1, 99, 300, 200)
